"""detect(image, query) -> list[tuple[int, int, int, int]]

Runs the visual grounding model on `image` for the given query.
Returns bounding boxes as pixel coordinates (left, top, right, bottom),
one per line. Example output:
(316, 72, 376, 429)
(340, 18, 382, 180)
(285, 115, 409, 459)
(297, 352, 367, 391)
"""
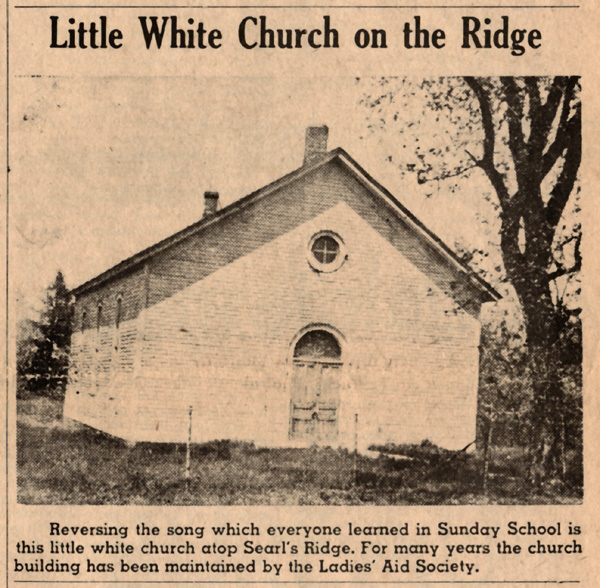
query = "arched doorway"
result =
(289, 329, 343, 442)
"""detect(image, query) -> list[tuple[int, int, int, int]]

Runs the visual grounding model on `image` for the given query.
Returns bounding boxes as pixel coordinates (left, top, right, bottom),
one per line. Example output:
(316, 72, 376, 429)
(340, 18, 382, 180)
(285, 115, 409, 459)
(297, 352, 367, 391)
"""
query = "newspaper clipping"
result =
(2, 0, 598, 586)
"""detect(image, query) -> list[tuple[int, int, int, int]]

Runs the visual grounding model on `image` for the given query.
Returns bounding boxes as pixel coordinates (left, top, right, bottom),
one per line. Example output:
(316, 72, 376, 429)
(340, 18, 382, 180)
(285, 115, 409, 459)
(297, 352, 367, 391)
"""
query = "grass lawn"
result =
(17, 396, 582, 505)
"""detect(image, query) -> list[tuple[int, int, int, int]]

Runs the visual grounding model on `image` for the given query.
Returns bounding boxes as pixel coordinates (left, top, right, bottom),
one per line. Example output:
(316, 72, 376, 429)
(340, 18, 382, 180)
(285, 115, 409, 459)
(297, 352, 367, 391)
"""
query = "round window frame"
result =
(307, 231, 346, 273)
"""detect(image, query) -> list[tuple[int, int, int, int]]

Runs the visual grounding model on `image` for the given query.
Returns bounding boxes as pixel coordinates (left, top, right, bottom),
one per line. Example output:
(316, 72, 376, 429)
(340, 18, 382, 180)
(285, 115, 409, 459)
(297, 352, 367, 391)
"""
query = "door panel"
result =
(290, 361, 341, 442)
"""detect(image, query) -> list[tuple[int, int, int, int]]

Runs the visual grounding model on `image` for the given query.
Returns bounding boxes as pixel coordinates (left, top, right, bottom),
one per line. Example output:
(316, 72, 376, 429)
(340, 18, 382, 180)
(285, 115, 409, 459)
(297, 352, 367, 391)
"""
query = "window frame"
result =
(96, 303, 103, 332)
(307, 230, 346, 273)
(114, 295, 123, 354)
(293, 329, 342, 362)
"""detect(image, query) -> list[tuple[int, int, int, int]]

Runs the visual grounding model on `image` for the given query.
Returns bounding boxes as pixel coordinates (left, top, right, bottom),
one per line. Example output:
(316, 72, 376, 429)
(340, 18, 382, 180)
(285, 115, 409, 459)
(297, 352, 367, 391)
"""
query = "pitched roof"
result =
(71, 148, 501, 302)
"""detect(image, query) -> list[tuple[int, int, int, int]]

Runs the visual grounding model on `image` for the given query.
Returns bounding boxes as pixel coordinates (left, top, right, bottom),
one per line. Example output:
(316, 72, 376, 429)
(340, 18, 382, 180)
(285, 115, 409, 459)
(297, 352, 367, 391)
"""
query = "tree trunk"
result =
(519, 283, 565, 486)
(462, 76, 580, 488)
(482, 418, 494, 498)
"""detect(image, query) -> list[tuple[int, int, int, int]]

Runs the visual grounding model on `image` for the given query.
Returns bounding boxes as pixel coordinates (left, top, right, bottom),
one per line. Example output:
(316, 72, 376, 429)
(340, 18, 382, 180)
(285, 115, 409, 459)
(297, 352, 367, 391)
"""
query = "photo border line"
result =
(11, 5, 583, 10)
(3, 4, 584, 587)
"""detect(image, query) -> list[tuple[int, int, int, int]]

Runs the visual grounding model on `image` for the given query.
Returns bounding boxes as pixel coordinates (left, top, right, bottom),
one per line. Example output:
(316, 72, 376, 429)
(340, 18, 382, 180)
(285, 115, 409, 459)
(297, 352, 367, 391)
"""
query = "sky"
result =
(10, 75, 490, 320)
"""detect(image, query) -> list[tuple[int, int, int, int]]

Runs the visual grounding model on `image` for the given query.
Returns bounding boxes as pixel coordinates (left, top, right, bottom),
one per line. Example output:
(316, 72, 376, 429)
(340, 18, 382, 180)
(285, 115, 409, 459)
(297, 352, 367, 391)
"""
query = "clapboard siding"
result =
(64, 156, 488, 449)
(135, 198, 480, 450)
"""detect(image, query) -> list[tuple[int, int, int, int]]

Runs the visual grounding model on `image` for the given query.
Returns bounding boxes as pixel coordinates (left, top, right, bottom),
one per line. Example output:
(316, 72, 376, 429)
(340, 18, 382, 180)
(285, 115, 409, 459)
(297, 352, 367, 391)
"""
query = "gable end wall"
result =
(136, 165, 483, 449)
(65, 161, 486, 448)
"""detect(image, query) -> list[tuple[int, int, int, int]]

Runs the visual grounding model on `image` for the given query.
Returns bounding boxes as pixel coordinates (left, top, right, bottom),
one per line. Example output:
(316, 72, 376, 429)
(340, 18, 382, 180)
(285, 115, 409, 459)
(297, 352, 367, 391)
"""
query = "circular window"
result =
(307, 231, 346, 273)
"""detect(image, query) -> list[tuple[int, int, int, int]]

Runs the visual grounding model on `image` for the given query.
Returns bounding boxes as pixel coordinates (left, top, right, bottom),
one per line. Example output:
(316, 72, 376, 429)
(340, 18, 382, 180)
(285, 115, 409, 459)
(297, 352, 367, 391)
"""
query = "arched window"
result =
(293, 329, 341, 361)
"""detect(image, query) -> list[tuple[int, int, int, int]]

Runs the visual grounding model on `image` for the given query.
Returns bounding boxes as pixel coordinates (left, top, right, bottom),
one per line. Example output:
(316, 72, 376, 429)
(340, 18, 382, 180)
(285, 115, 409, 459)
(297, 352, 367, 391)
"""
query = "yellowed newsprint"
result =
(2, 0, 600, 586)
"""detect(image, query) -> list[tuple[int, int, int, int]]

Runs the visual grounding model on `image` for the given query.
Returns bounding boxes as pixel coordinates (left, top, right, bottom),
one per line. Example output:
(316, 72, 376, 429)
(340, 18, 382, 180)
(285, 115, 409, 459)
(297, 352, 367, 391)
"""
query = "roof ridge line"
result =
(71, 147, 500, 302)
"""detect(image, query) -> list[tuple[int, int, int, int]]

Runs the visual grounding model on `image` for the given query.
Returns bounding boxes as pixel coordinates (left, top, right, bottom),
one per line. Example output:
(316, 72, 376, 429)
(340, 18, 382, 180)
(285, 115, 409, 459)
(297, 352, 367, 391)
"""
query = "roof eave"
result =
(332, 149, 502, 303)
(70, 153, 339, 297)
(71, 148, 501, 303)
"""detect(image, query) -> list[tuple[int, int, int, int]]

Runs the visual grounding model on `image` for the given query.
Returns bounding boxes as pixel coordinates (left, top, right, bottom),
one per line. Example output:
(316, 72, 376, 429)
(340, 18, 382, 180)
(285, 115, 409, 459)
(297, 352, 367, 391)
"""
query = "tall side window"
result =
(93, 303, 103, 387)
(115, 296, 123, 353)
(81, 310, 87, 333)
(115, 297, 122, 329)
(96, 304, 102, 332)
(96, 304, 103, 355)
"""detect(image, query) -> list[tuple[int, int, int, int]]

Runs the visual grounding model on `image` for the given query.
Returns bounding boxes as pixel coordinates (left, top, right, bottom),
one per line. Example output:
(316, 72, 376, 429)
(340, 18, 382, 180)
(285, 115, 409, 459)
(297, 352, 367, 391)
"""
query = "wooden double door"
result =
(290, 360, 342, 442)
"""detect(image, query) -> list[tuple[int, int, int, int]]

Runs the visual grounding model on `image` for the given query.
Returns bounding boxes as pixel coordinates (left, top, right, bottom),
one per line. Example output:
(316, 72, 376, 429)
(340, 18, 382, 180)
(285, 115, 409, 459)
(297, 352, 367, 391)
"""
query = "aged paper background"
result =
(2, 0, 600, 586)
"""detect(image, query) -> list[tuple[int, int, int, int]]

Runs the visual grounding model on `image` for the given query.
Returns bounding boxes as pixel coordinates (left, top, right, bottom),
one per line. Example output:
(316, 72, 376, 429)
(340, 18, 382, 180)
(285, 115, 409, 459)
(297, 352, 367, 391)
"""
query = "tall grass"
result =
(17, 397, 582, 505)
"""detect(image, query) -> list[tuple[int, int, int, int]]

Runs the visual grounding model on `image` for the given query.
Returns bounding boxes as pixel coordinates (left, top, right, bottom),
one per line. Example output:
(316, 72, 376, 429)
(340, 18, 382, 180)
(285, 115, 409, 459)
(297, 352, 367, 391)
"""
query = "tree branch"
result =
(463, 77, 511, 209)
(539, 77, 570, 141)
(501, 77, 529, 178)
(547, 233, 582, 282)
(524, 77, 546, 161)
(540, 77, 580, 179)
(545, 107, 582, 228)
(416, 162, 479, 184)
